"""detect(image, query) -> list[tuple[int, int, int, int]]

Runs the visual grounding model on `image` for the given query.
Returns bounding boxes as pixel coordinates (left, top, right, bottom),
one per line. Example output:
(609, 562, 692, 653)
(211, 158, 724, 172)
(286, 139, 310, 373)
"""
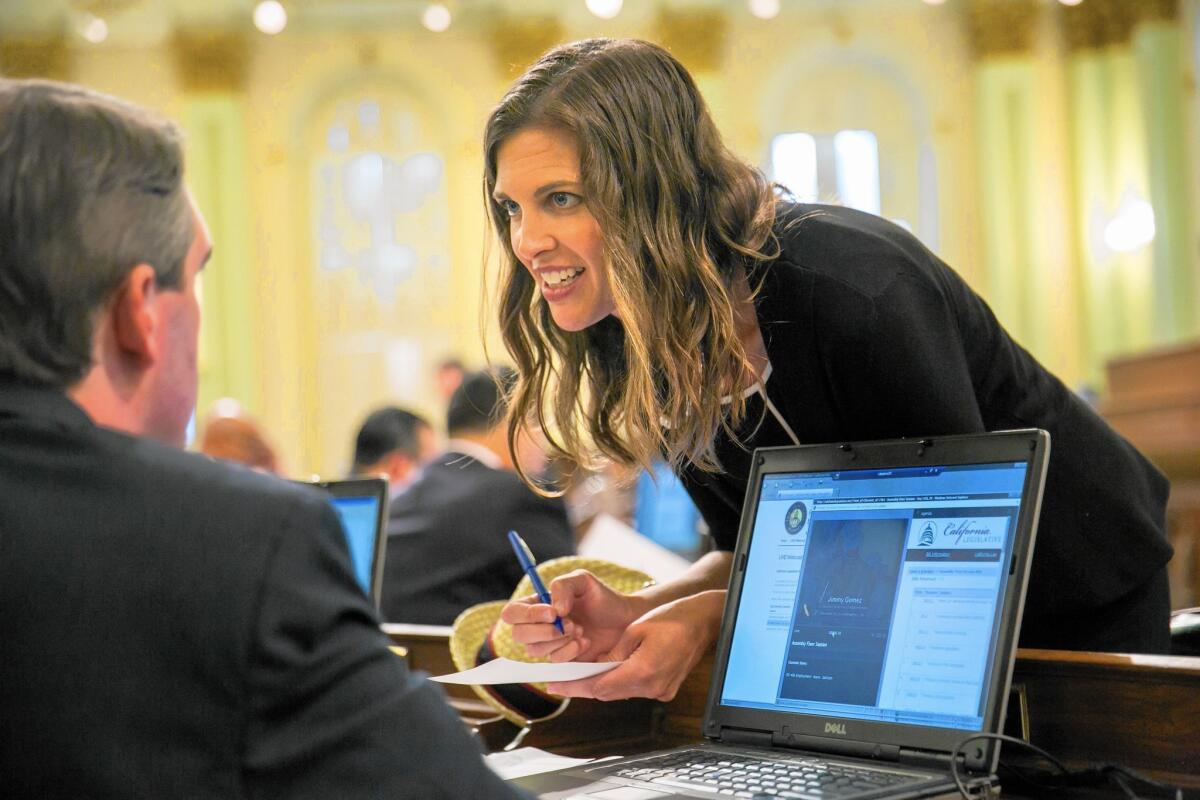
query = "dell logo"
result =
(824, 722, 846, 735)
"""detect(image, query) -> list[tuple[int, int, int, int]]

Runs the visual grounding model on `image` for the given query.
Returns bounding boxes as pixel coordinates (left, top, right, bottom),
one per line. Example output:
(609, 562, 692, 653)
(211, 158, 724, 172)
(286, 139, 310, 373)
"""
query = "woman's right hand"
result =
(499, 569, 648, 663)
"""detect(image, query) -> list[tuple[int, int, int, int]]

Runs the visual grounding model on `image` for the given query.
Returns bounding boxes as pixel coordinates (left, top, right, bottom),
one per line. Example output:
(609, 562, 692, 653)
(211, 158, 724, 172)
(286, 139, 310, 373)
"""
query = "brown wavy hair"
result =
(483, 38, 778, 488)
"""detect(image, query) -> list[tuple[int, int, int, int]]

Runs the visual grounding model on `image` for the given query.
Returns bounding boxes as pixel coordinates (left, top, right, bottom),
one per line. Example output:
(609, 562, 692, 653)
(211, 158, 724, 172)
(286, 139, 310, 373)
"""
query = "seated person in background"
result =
(0, 78, 524, 799)
(434, 356, 466, 404)
(351, 405, 436, 496)
(197, 397, 282, 474)
(381, 367, 575, 624)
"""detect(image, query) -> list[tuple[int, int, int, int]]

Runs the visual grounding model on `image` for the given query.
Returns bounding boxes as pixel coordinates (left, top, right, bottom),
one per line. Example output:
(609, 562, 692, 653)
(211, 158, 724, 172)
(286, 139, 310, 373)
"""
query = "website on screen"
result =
(720, 462, 1027, 731)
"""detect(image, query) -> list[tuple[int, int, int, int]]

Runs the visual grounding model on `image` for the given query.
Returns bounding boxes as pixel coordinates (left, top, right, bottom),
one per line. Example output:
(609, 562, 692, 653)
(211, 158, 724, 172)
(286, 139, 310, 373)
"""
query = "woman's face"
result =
(493, 127, 614, 332)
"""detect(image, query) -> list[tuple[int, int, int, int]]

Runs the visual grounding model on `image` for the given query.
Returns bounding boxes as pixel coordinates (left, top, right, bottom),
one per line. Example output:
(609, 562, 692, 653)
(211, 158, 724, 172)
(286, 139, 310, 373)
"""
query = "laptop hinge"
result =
(899, 748, 971, 772)
(774, 732, 901, 762)
(718, 726, 774, 748)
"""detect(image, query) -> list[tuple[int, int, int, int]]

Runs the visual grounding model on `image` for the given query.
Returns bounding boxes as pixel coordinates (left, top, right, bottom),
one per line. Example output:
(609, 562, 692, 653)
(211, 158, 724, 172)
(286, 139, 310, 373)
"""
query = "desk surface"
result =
(383, 625, 1200, 792)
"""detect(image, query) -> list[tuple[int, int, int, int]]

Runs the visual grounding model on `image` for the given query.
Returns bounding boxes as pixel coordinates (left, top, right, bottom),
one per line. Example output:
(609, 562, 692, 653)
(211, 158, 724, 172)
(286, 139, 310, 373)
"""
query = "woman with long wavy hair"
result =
(489, 38, 1172, 702)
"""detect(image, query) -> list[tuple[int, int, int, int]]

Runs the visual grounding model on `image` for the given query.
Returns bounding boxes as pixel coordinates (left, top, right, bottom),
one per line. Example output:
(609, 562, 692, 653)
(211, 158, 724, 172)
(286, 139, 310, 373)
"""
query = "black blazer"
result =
(678, 203, 1174, 653)
(0, 383, 525, 799)
(380, 451, 575, 625)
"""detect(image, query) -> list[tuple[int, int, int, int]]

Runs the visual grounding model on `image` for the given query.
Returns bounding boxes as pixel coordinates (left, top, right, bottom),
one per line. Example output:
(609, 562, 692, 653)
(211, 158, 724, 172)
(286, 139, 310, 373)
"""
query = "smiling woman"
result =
(492, 127, 612, 333)
(484, 38, 778, 482)
(485, 37, 1175, 705)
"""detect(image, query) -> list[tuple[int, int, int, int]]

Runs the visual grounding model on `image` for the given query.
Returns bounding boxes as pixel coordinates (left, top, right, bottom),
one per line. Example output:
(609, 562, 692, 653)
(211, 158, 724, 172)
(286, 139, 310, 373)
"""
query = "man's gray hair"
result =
(0, 78, 193, 388)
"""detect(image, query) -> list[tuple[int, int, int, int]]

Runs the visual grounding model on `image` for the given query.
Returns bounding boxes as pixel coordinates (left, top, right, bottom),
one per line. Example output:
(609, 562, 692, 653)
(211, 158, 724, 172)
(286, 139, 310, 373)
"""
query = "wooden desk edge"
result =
(383, 626, 1200, 787)
(1015, 647, 1200, 676)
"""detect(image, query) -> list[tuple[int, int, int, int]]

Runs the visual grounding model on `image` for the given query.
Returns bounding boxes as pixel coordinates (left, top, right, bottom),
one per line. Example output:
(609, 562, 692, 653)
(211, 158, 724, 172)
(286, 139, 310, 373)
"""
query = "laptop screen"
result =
(299, 477, 388, 607)
(329, 493, 383, 596)
(719, 460, 1028, 733)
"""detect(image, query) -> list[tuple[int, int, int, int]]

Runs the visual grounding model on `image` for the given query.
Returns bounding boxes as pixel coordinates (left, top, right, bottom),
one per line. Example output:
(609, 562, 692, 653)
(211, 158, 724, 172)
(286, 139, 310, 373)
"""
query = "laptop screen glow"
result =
(329, 495, 382, 596)
(720, 461, 1028, 732)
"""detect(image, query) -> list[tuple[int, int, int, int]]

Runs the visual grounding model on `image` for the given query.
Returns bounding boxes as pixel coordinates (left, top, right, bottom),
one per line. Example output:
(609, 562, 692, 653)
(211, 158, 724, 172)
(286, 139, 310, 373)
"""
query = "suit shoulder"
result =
(767, 203, 943, 300)
(93, 426, 329, 523)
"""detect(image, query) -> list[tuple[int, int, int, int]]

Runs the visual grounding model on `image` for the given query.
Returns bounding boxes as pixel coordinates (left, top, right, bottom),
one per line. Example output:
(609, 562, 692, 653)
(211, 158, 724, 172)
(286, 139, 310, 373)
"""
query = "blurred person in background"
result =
(380, 367, 574, 624)
(197, 397, 282, 475)
(433, 356, 466, 405)
(350, 405, 436, 496)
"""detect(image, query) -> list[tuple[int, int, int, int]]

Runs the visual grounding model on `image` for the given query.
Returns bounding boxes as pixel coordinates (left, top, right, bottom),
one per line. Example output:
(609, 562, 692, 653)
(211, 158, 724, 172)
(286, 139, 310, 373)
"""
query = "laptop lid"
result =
(705, 430, 1048, 774)
(305, 477, 389, 608)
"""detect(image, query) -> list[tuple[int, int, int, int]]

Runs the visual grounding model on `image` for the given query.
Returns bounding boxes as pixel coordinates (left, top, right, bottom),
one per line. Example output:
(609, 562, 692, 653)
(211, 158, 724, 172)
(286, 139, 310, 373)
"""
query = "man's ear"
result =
(110, 264, 160, 364)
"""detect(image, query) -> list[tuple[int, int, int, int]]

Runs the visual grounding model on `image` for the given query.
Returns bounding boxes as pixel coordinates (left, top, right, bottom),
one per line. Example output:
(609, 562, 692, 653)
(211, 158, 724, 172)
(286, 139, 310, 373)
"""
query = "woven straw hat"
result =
(449, 556, 654, 727)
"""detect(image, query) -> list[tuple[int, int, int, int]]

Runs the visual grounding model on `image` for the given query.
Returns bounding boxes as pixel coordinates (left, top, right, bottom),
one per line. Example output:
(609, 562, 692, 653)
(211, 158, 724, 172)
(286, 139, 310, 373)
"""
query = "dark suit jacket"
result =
(380, 451, 575, 625)
(0, 383, 525, 799)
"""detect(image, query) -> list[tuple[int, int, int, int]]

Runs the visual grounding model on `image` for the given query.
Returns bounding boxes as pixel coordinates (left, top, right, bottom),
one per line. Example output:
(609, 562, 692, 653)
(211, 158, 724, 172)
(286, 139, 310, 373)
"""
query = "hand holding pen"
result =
(507, 530, 564, 634)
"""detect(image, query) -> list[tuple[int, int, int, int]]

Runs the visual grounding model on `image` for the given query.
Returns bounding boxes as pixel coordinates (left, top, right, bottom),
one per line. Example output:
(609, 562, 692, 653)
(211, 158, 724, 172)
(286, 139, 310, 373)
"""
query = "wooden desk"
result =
(385, 625, 1200, 789)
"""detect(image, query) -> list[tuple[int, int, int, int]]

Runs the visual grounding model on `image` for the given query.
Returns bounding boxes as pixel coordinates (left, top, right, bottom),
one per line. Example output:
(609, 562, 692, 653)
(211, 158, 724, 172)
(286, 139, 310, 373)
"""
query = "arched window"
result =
(771, 129, 882, 218)
(303, 83, 451, 473)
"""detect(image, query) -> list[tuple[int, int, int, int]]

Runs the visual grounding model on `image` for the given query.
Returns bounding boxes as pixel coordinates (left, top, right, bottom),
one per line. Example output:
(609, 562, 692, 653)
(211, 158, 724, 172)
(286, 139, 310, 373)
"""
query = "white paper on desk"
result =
(485, 747, 602, 780)
(429, 657, 622, 685)
(577, 512, 692, 583)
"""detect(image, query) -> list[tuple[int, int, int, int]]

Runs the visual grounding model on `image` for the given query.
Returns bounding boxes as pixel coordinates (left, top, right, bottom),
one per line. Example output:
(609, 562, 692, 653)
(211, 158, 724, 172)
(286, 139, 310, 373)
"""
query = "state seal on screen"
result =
(784, 501, 808, 534)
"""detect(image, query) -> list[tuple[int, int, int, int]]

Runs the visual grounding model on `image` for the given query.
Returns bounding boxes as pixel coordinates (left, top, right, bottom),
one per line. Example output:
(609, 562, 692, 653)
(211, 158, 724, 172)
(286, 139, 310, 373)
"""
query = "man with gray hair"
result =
(0, 79, 525, 799)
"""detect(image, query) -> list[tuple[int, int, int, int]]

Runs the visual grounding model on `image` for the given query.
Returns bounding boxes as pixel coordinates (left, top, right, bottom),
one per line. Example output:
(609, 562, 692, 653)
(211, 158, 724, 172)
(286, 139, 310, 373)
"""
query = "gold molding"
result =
(1061, 0, 1178, 52)
(652, 7, 727, 73)
(487, 15, 564, 80)
(968, 0, 1040, 59)
(1125, 0, 1179, 24)
(70, 0, 141, 14)
(0, 36, 71, 80)
(171, 30, 249, 93)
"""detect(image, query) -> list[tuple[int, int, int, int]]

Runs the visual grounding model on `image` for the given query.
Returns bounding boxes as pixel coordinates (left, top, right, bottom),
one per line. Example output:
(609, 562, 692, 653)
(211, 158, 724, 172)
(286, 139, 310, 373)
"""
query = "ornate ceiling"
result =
(0, 0, 951, 44)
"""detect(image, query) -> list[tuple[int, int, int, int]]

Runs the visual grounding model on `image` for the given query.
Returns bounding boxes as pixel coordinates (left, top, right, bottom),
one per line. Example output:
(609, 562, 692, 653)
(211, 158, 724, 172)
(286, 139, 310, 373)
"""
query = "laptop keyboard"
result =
(608, 750, 923, 798)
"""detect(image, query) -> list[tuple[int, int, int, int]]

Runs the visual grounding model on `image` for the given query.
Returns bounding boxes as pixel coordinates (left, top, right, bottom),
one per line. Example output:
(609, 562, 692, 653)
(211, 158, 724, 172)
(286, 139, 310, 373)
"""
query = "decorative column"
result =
(1129, 0, 1196, 341)
(969, 1, 1053, 360)
(653, 8, 728, 116)
(172, 32, 259, 421)
(0, 36, 71, 79)
(1062, 1, 1157, 375)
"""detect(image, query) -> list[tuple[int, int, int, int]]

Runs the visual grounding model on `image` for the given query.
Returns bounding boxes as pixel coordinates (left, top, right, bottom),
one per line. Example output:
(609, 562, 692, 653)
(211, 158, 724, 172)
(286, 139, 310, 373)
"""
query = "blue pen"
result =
(508, 530, 565, 634)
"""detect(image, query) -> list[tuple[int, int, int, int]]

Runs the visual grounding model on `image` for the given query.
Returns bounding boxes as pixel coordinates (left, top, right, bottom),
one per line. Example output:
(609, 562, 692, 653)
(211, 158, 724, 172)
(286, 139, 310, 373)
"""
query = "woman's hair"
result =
(483, 38, 778, 488)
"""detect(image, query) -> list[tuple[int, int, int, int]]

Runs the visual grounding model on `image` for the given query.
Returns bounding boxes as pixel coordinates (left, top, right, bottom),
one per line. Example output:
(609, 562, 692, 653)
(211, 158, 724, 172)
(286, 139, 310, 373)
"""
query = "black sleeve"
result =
(676, 462, 743, 552)
(243, 496, 529, 800)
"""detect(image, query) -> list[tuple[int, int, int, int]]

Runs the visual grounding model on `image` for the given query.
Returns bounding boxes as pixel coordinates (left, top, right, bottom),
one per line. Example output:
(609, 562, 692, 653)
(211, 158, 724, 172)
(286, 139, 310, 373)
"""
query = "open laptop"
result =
(514, 429, 1049, 800)
(304, 477, 389, 608)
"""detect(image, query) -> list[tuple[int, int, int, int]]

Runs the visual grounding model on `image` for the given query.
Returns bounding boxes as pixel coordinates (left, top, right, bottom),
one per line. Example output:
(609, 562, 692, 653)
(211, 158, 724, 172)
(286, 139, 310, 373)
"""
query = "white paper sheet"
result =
(429, 657, 622, 685)
(577, 512, 692, 583)
(484, 747, 599, 780)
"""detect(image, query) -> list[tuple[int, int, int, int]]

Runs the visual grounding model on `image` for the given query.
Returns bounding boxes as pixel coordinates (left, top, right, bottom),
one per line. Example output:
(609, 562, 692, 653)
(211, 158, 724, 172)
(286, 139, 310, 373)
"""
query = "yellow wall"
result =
(4, 0, 1197, 477)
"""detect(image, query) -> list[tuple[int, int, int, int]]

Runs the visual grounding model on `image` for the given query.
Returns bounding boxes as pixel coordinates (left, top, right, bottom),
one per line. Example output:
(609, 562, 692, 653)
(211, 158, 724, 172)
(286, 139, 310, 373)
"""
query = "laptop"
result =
(304, 477, 389, 608)
(514, 429, 1049, 800)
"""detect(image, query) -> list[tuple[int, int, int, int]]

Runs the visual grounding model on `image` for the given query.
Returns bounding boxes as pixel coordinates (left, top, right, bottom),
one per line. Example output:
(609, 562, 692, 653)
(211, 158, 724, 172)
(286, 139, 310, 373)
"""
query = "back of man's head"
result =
(0, 78, 192, 389)
(446, 367, 517, 438)
(353, 407, 430, 473)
